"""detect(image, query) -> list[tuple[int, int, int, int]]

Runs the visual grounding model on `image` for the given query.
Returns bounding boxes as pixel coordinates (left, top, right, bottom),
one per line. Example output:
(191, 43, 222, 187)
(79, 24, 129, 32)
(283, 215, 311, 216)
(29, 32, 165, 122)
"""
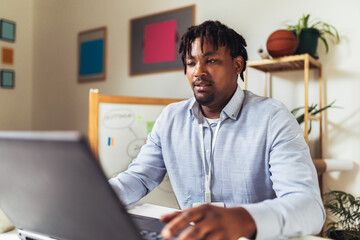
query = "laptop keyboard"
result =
(130, 214, 170, 240)
(139, 230, 164, 240)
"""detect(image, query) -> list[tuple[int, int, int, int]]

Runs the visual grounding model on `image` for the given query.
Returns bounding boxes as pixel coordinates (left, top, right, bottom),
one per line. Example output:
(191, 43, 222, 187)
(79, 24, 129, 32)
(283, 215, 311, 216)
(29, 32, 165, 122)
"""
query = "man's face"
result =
(186, 38, 243, 109)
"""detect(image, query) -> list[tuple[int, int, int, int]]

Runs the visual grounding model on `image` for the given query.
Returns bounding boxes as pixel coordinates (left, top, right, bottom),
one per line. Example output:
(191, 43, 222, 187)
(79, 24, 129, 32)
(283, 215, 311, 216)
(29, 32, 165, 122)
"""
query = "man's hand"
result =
(160, 204, 257, 240)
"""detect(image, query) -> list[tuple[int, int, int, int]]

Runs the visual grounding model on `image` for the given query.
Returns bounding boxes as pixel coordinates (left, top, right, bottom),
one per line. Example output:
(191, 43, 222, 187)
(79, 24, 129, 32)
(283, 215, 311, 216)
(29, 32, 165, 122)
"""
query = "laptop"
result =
(0, 131, 170, 240)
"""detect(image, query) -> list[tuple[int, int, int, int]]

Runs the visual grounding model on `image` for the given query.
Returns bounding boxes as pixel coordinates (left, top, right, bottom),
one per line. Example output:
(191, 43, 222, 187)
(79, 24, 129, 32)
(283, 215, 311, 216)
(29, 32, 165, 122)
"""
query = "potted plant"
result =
(323, 190, 360, 240)
(291, 100, 337, 134)
(287, 14, 340, 59)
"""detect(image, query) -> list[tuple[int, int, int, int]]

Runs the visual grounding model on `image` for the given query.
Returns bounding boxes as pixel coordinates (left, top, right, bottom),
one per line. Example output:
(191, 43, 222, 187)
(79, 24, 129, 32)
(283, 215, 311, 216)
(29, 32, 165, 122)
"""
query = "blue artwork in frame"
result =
(0, 19, 16, 42)
(1, 70, 15, 88)
(78, 27, 106, 82)
(79, 39, 104, 75)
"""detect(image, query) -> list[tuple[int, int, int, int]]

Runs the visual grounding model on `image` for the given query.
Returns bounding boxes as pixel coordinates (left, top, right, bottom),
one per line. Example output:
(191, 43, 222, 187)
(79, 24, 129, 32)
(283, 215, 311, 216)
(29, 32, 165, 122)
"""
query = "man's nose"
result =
(194, 62, 206, 77)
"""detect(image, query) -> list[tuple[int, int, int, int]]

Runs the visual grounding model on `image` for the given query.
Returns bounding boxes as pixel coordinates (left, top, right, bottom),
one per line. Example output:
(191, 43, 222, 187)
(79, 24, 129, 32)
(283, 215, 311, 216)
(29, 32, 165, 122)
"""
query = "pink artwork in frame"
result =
(130, 5, 195, 75)
(143, 19, 177, 64)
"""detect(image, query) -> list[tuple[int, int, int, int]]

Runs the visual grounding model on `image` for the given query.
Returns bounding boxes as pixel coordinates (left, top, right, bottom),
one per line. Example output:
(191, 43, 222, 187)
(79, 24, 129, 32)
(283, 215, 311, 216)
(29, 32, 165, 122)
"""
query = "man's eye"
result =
(207, 59, 217, 63)
(187, 62, 195, 66)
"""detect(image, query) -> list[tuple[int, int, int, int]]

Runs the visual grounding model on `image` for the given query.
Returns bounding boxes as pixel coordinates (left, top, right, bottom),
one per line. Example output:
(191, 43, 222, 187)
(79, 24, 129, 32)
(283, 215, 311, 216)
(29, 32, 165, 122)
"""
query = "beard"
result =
(194, 92, 215, 106)
(192, 78, 216, 106)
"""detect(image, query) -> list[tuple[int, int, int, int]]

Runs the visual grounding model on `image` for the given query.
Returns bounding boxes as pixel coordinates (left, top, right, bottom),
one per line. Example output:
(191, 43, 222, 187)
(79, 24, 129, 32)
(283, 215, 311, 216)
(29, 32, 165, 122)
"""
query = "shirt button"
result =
(206, 149, 210, 153)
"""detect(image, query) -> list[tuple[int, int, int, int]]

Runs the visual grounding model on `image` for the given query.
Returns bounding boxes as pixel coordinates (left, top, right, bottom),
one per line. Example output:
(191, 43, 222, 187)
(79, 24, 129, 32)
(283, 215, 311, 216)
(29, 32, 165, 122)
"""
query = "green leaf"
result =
(323, 190, 360, 234)
(320, 36, 329, 52)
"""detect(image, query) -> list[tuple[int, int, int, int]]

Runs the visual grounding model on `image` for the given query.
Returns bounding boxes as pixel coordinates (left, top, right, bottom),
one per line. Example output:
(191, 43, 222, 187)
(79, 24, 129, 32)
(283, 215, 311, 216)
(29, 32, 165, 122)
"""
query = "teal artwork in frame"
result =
(0, 19, 16, 42)
(1, 70, 15, 88)
(78, 27, 107, 82)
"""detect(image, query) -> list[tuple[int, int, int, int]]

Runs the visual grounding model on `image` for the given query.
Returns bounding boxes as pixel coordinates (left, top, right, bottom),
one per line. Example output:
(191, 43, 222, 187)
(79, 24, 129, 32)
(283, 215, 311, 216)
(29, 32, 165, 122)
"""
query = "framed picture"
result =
(130, 5, 195, 75)
(78, 27, 107, 82)
(1, 70, 15, 88)
(0, 19, 16, 42)
(2, 47, 14, 65)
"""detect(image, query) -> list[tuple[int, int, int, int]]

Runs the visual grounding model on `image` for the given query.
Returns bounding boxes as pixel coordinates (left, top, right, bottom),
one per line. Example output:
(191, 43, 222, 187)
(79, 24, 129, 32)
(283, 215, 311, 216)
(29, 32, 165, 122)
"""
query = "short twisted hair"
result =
(179, 20, 248, 81)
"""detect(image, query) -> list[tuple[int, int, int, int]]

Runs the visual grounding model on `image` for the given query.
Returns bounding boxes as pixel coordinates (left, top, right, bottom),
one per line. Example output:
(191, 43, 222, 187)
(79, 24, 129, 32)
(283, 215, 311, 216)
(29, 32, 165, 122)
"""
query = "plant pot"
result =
(294, 28, 320, 59)
(328, 230, 360, 240)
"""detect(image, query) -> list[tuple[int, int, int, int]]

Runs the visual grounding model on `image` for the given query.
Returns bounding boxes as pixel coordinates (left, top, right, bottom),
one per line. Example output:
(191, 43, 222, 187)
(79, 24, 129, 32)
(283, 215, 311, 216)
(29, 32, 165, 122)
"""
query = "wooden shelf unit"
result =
(244, 54, 325, 174)
(244, 54, 321, 73)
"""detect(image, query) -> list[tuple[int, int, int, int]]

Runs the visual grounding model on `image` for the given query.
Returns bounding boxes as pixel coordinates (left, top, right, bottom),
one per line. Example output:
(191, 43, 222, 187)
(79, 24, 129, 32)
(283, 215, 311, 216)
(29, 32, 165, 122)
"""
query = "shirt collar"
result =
(189, 85, 245, 121)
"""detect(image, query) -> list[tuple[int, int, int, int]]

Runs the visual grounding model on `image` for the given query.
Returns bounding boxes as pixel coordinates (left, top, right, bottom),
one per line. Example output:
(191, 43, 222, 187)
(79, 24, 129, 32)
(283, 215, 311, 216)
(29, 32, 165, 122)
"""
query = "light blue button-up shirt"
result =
(109, 86, 325, 239)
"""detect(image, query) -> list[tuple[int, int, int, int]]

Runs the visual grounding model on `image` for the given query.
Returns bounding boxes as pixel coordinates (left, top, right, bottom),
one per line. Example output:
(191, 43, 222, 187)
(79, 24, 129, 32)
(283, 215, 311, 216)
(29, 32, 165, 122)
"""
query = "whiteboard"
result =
(98, 102, 179, 209)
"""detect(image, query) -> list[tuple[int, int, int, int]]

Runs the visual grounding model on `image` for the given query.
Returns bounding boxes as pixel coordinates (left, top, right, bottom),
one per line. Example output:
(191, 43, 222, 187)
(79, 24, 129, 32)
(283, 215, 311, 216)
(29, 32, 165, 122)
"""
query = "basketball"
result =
(266, 29, 298, 58)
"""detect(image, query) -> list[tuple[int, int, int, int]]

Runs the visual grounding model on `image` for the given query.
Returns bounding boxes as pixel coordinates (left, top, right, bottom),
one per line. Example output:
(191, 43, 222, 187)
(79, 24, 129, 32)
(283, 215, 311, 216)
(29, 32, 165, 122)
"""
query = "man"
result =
(109, 20, 325, 239)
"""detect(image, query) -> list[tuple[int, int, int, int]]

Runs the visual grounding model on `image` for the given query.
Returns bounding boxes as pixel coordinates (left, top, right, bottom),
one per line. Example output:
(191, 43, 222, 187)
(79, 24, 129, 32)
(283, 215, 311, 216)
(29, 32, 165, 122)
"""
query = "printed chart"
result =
(98, 102, 178, 208)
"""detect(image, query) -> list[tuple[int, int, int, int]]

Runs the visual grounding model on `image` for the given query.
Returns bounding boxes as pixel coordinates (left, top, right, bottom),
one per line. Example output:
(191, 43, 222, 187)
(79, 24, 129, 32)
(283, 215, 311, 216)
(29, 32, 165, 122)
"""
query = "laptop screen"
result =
(0, 131, 142, 240)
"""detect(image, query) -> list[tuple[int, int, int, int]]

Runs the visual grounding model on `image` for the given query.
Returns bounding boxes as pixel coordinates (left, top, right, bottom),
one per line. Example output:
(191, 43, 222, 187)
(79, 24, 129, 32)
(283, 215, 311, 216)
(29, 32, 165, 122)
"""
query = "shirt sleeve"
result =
(242, 104, 325, 240)
(108, 112, 167, 205)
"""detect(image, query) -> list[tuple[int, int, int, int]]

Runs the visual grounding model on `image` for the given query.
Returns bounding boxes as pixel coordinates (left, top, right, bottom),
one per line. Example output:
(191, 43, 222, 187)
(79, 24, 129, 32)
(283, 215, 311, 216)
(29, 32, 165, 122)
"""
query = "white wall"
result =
(0, 0, 33, 130)
(19, 0, 360, 197)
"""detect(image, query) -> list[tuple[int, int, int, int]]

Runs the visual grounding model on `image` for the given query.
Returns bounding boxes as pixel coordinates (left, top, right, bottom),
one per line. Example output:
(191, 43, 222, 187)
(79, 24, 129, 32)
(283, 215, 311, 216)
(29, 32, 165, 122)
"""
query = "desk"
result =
(0, 203, 328, 240)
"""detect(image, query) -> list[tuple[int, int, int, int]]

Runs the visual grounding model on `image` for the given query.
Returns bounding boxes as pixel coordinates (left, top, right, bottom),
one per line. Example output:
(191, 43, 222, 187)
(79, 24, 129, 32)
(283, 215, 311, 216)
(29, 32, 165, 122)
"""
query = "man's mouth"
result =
(193, 79, 212, 92)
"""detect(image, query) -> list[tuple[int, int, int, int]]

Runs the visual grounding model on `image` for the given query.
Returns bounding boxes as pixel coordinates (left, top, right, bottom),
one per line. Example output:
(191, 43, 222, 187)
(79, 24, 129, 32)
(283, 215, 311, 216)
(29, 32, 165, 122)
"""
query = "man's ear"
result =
(234, 56, 244, 75)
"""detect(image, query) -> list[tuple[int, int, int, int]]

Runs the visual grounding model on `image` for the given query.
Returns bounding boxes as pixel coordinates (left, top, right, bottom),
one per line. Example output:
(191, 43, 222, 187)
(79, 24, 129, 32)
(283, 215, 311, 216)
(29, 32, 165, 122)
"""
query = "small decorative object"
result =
(0, 70, 15, 88)
(266, 29, 298, 58)
(323, 190, 360, 240)
(2, 47, 14, 65)
(0, 19, 16, 42)
(257, 45, 270, 59)
(78, 26, 106, 82)
(130, 5, 195, 75)
(291, 100, 337, 134)
(0, 209, 14, 233)
(287, 14, 340, 59)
